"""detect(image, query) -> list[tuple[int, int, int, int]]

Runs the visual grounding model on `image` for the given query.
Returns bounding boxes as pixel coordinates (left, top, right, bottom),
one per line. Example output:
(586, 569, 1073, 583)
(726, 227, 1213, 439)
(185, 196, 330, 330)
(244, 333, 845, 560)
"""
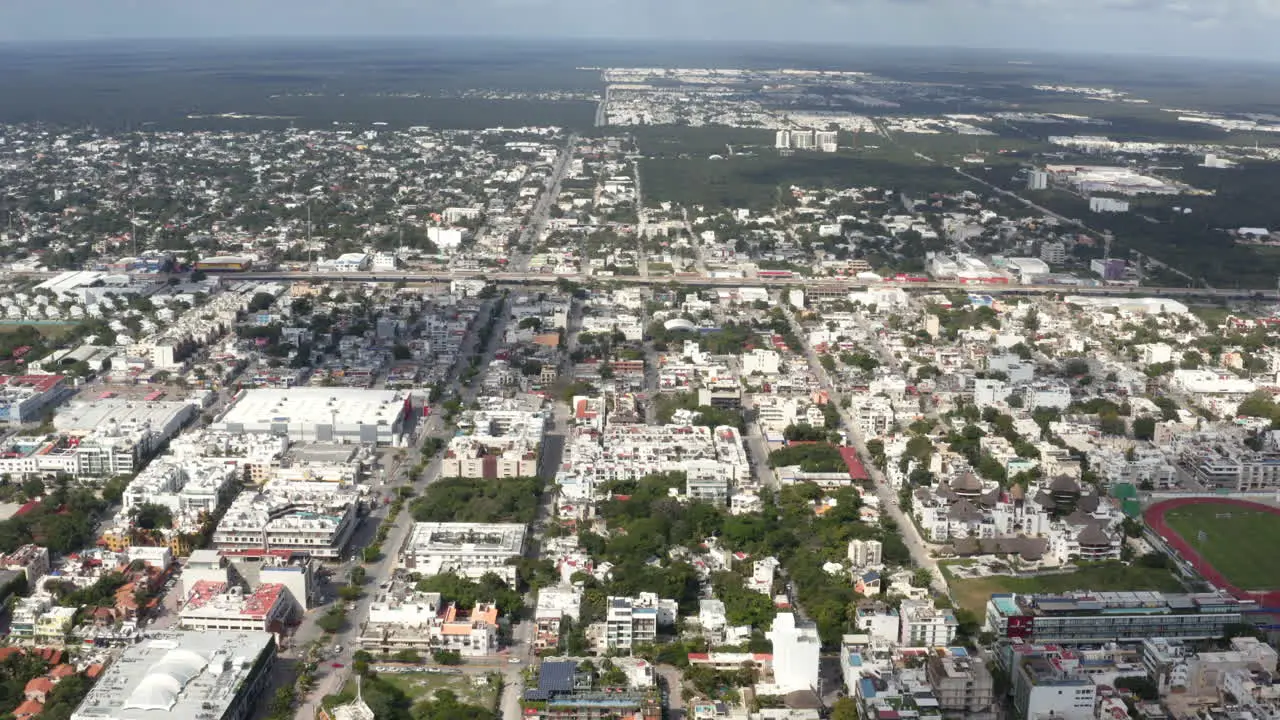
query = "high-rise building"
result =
(775, 130, 792, 149)
(766, 613, 820, 693)
(790, 130, 816, 150)
(816, 131, 839, 152)
(1027, 170, 1049, 191)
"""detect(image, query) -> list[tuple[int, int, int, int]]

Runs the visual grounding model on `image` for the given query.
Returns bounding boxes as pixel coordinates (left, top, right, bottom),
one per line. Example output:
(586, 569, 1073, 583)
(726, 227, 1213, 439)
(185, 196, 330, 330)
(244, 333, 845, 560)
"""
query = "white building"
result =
(401, 522, 526, 586)
(179, 580, 297, 634)
(68, 630, 276, 720)
(1089, 197, 1130, 213)
(604, 593, 678, 651)
(214, 388, 409, 445)
(212, 480, 361, 560)
(765, 613, 820, 694)
(847, 539, 883, 567)
(900, 599, 958, 647)
(359, 584, 499, 657)
(743, 349, 782, 376)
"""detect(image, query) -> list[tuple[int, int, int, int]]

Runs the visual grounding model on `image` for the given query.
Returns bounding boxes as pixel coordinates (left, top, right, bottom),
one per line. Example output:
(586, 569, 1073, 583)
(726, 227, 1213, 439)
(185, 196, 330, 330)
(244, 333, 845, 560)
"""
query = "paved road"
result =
(511, 134, 578, 273)
(284, 300, 509, 720)
(780, 303, 945, 593)
(206, 269, 1270, 301)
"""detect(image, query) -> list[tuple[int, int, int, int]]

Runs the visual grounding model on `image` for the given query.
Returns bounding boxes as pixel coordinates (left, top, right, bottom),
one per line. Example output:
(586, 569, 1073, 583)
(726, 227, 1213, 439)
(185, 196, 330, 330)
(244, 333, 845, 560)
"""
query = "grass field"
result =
(945, 561, 1183, 616)
(1163, 503, 1280, 592)
(341, 672, 500, 709)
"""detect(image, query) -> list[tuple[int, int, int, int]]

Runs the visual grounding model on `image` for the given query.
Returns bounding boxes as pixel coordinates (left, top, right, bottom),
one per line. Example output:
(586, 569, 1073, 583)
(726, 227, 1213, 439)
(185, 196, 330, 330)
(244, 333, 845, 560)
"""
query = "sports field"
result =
(1161, 501, 1280, 592)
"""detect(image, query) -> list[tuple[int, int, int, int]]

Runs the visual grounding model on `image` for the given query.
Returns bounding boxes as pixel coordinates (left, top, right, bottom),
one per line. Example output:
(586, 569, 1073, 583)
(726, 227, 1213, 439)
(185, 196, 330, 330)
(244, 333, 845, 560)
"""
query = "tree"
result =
(21, 477, 44, 499)
(1098, 414, 1127, 437)
(248, 292, 276, 312)
(432, 650, 463, 665)
(831, 698, 860, 720)
(1132, 416, 1156, 441)
(391, 649, 421, 664)
(130, 503, 173, 531)
(391, 343, 412, 360)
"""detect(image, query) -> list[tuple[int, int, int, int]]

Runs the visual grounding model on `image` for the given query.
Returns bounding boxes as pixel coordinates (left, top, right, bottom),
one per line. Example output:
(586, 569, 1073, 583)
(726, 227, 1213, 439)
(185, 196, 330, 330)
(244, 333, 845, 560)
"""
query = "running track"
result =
(1144, 497, 1280, 608)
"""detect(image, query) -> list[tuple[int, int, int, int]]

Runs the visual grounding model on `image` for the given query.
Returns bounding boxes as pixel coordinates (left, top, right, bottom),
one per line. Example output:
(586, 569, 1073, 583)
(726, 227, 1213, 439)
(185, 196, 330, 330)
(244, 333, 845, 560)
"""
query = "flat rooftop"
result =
(69, 629, 273, 720)
(993, 590, 1247, 617)
(54, 398, 193, 434)
(406, 522, 526, 557)
(217, 388, 405, 430)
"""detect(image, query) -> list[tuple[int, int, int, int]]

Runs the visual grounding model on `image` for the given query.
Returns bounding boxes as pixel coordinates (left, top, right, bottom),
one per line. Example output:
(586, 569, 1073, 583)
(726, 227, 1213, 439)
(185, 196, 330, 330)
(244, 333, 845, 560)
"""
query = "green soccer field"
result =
(1163, 503, 1280, 592)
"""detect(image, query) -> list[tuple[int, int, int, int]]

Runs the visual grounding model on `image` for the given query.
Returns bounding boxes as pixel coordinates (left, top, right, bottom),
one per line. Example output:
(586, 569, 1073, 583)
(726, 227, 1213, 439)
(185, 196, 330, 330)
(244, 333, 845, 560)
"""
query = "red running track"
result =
(1144, 497, 1280, 608)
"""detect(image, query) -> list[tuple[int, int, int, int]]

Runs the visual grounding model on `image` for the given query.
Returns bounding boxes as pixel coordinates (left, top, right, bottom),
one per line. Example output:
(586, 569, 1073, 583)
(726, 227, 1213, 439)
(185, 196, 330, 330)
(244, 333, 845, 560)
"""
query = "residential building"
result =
(927, 653, 997, 720)
(1011, 648, 1097, 720)
(212, 480, 361, 560)
(765, 613, 820, 694)
(1, 545, 50, 586)
(847, 539, 883, 568)
(604, 593, 677, 651)
(358, 584, 499, 657)
(901, 599, 959, 647)
(534, 584, 583, 652)
(0, 375, 71, 424)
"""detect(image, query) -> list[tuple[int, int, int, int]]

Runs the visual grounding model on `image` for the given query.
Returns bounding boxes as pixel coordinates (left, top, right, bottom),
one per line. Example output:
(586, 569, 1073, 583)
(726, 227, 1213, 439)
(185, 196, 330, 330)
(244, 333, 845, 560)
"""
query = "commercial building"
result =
(0, 375, 71, 424)
(212, 481, 361, 560)
(985, 591, 1248, 644)
(179, 581, 297, 635)
(401, 522, 526, 586)
(214, 388, 410, 445)
(68, 629, 275, 720)
(765, 613, 820, 695)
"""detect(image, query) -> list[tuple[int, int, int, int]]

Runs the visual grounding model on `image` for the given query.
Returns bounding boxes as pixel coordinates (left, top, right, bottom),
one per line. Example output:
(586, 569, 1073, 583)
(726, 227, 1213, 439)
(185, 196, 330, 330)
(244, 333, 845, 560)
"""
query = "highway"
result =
(208, 268, 1275, 301)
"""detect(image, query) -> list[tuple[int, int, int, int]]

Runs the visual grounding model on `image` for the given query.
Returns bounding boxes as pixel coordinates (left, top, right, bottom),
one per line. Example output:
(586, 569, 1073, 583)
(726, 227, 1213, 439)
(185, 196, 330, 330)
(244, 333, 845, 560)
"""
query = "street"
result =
(779, 301, 946, 593)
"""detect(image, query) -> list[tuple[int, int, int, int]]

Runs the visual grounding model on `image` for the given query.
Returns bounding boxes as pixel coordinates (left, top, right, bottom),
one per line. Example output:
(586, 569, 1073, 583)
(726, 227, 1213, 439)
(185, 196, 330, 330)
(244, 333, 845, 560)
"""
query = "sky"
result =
(0, 0, 1278, 62)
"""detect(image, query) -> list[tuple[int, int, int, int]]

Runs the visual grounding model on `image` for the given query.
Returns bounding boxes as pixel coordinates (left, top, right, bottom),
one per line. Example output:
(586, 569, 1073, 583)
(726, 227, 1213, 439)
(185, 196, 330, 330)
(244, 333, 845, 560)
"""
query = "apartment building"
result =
(603, 593, 678, 651)
(927, 653, 997, 720)
(1011, 649, 1097, 720)
(901, 599, 959, 647)
(0, 375, 71, 424)
(358, 584, 500, 657)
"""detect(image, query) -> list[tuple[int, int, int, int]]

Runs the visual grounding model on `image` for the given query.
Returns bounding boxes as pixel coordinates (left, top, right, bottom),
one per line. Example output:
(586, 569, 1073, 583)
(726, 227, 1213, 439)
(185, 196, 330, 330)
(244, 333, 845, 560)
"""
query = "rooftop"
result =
(68, 629, 274, 720)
